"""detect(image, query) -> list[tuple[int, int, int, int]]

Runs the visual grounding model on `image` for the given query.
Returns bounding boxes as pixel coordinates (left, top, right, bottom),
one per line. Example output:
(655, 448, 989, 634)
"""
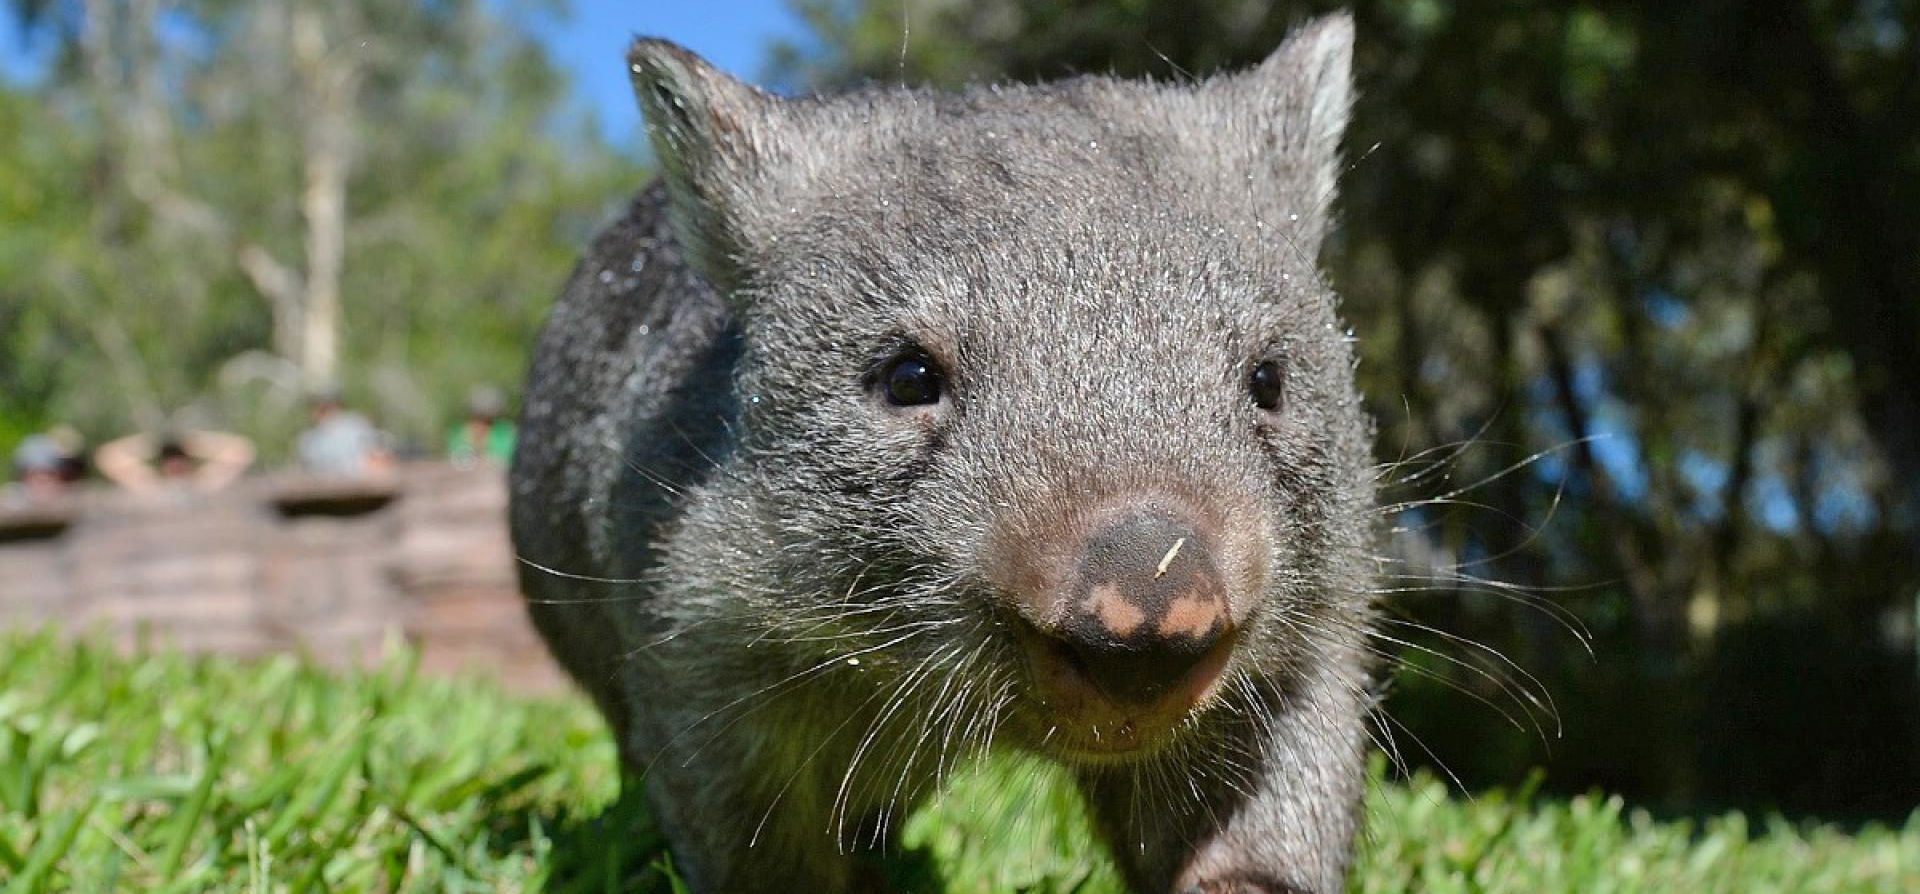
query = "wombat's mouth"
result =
(1010, 622, 1237, 762)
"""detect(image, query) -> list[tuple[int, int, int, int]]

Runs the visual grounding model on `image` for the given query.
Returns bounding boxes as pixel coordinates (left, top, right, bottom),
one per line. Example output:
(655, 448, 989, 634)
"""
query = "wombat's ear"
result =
(1212, 12, 1354, 250)
(628, 38, 790, 289)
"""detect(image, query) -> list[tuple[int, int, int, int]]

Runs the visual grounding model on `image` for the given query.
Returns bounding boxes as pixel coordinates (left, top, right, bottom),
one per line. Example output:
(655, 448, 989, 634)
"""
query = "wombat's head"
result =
(636, 13, 1373, 763)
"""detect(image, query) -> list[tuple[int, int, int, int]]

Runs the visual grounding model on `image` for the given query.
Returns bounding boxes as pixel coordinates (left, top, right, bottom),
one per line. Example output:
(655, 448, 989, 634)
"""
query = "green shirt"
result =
(447, 419, 515, 464)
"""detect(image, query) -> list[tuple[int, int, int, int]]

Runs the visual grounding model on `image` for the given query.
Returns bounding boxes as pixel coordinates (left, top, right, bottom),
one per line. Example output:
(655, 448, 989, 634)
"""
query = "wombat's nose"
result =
(1053, 511, 1234, 706)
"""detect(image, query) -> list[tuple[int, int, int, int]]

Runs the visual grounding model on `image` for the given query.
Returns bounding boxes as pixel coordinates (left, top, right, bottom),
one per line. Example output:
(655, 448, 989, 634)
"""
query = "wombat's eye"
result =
(1249, 360, 1286, 412)
(882, 352, 944, 407)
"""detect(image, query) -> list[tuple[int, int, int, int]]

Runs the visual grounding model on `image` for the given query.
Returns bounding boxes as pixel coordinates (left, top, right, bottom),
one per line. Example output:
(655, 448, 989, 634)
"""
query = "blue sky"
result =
(0, 0, 806, 142)
(534, 0, 806, 141)
(0, 12, 51, 82)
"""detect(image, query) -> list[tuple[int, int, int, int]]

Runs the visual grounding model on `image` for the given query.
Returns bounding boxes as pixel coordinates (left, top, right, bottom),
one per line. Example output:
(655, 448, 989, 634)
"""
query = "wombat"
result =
(511, 12, 1375, 894)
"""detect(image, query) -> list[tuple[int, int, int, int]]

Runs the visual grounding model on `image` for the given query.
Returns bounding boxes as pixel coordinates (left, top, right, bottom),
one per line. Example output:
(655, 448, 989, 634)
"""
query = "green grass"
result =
(0, 630, 1913, 893)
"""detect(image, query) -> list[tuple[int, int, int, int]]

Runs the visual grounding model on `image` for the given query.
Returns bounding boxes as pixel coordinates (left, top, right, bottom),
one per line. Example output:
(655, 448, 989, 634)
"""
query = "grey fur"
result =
(511, 12, 1375, 894)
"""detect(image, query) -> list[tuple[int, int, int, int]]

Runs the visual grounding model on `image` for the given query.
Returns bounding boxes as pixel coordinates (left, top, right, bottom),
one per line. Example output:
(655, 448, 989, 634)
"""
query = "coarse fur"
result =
(512, 13, 1376, 894)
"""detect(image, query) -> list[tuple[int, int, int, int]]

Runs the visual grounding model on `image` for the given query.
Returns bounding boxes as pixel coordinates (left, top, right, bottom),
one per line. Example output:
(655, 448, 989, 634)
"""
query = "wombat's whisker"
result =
(1188, 707, 1259, 800)
(1379, 706, 1473, 799)
(1372, 556, 1587, 621)
(1375, 566, 1600, 597)
(1370, 434, 1586, 621)
(807, 638, 961, 839)
(1326, 674, 1421, 783)
(1382, 437, 1594, 513)
(744, 567, 910, 644)
(886, 646, 993, 844)
(658, 627, 930, 777)
(1376, 495, 1531, 525)
(901, 655, 1001, 840)
(617, 454, 690, 498)
(1372, 414, 1504, 487)
(514, 555, 656, 586)
(773, 592, 938, 625)
(615, 585, 896, 664)
(607, 615, 734, 662)
(1378, 613, 1560, 729)
(925, 637, 992, 787)
(1183, 737, 1232, 817)
(881, 651, 968, 815)
(1268, 139, 1385, 274)
(969, 684, 1011, 768)
(610, 413, 765, 500)
(1248, 665, 1464, 803)
(1330, 603, 1553, 717)
(759, 618, 961, 645)
(762, 604, 962, 645)
(749, 658, 934, 850)
(1360, 624, 1553, 739)
(831, 641, 960, 847)
(1365, 701, 1417, 782)
(1370, 564, 1594, 649)
(1282, 611, 1547, 737)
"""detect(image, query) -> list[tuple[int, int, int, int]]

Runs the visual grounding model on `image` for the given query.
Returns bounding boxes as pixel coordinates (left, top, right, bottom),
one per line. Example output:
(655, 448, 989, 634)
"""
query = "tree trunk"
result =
(291, 6, 356, 391)
(1766, 0, 1920, 528)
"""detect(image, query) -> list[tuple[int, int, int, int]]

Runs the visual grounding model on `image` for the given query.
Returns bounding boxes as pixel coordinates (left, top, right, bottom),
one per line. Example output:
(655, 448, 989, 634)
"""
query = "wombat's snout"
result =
(1052, 511, 1233, 706)
(998, 499, 1255, 742)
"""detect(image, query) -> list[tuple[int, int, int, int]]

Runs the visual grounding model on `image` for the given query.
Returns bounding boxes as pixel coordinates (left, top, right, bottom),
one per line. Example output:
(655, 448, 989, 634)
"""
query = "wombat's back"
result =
(509, 182, 738, 723)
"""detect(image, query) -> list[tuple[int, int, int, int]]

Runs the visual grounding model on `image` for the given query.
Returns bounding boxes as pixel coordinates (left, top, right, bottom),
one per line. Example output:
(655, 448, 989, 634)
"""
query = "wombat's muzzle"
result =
(1054, 511, 1233, 705)
(1001, 504, 1246, 737)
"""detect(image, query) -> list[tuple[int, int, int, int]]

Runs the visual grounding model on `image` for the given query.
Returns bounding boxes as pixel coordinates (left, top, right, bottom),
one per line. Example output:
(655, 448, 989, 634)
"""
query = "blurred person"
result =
(43, 425, 87, 483)
(296, 391, 393, 478)
(95, 429, 254, 494)
(446, 384, 516, 466)
(8, 433, 74, 501)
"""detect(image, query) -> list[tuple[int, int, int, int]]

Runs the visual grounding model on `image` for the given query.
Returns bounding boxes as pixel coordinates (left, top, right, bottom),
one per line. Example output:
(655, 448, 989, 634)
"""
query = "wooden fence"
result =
(0, 463, 564, 691)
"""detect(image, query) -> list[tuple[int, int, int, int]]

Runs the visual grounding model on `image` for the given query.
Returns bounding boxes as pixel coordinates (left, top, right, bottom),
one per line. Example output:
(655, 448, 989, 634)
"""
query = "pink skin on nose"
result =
(1082, 583, 1146, 636)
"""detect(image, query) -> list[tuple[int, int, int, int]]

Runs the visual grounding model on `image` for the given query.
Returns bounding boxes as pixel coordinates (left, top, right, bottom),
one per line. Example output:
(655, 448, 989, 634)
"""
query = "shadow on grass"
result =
(478, 771, 955, 894)
(474, 771, 673, 894)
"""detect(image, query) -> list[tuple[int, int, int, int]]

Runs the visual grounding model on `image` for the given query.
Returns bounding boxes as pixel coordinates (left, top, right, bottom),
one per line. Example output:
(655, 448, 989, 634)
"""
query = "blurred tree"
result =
(1, 0, 641, 455)
(772, 0, 1920, 816)
(0, 84, 87, 450)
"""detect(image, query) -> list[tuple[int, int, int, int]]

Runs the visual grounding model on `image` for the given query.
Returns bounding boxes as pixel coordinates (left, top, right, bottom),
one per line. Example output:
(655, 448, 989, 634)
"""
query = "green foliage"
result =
(0, 632, 1916, 892)
(0, 631, 626, 892)
(0, 87, 93, 449)
(0, 0, 644, 458)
